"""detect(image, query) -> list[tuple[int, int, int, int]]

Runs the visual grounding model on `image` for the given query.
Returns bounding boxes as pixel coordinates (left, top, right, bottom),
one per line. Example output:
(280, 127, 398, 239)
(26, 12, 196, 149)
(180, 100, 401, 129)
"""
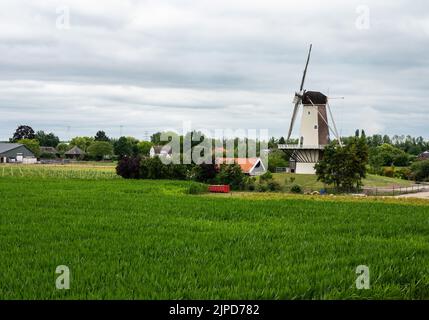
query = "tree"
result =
(190, 164, 218, 183)
(87, 141, 113, 161)
(69, 136, 94, 152)
(94, 131, 110, 142)
(137, 141, 153, 156)
(315, 135, 369, 191)
(56, 143, 70, 157)
(114, 136, 138, 159)
(216, 163, 246, 190)
(17, 139, 41, 157)
(411, 160, 429, 182)
(369, 143, 410, 167)
(35, 131, 60, 147)
(12, 125, 35, 142)
(268, 150, 289, 172)
(116, 156, 141, 179)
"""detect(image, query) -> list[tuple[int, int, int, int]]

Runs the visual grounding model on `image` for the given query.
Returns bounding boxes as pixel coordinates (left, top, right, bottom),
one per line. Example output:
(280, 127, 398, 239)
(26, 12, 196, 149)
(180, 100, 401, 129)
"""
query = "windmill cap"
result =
(302, 91, 328, 105)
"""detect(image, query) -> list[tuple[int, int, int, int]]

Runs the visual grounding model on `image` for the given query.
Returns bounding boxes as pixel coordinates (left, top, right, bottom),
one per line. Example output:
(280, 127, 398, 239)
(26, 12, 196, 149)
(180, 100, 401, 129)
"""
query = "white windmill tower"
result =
(278, 45, 342, 174)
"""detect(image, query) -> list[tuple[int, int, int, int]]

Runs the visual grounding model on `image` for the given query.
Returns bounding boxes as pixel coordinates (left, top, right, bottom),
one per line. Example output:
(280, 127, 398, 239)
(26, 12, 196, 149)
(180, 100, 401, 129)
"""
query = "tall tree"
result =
(11, 125, 35, 142)
(87, 141, 113, 161)
(69, 136, 94, 152)
(94, 130, 110, 142)
(315, 135, 369, 191)
(35, 131, 60, 147)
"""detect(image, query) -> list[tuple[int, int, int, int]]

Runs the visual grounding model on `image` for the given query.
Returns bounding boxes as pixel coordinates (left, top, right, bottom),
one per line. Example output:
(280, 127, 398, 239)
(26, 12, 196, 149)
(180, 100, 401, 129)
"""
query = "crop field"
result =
(0, 172, 428, 299)
(0, 164, 118, 180)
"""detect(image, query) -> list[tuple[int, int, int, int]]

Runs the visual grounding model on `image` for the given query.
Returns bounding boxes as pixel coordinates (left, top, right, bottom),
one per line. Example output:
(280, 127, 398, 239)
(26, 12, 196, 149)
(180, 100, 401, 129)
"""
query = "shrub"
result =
(259, 171, 273, 182)
(396, 167, 412, 180)
(256, 183, 268, 192)
(116, 156, 141, 179)
(40, 152, 56, 159)
(244, 176, 257, 191)
(190, 164, 218, 183)
(216, 164, 246, 190)
(383, 167, 395, 178)
(411, 160, 429, 182)
(290, 184, 303, 194)
(267, 180, 282, 192)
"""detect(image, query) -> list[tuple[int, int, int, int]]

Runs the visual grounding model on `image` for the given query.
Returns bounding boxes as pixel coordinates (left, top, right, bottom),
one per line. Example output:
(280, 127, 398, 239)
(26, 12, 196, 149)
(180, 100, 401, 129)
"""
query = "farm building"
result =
(215, 157, 266, 176)
(65, 146, 85, 160)
(150, 145, 172, 159)
(0, 143, 37, 164)
(417, 151, 429, 161)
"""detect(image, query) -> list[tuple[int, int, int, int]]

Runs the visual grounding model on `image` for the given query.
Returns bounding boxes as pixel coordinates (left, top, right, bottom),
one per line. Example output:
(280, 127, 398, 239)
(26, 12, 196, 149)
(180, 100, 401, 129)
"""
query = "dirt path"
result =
(396, 191, 429, 199)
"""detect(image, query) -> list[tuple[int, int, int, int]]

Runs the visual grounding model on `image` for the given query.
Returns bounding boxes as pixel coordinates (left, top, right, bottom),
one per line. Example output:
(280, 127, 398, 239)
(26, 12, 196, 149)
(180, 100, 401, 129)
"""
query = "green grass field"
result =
(272, 173, 414, 192)
(0, 171, 428, 299)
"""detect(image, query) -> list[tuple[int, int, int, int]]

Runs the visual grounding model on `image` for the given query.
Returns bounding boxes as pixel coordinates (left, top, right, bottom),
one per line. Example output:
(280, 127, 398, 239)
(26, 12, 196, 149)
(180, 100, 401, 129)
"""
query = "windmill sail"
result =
(286, 44, 312, 141)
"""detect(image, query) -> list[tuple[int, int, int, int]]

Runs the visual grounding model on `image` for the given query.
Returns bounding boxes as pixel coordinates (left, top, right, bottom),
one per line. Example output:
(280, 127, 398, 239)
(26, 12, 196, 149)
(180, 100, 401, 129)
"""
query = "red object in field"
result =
(208, 185, 230, 193)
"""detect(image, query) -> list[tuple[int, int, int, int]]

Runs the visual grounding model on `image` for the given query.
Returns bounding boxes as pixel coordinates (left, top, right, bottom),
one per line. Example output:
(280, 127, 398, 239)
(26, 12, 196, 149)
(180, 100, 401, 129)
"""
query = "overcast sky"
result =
(0, 0, 428, 141)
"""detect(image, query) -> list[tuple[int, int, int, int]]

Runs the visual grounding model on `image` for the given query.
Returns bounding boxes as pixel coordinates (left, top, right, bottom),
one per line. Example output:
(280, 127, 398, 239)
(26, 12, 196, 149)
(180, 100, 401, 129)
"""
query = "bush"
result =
(395, 167, 412, 180)
(411, 160, 429, 182)
(186, 182, 208, 195)
(190, 164, 218, 183)
(244, 176, 257, 191)
(267, 180, 282, 192)
(40, 152, 56, 159)
(116, 156, 141, 179)
(216, 164, 246, 190)
(259, 171, 273, 182)
(383, 167, 395, 178)
(290, 184, 303, 194)
(256, 183, 269, 192)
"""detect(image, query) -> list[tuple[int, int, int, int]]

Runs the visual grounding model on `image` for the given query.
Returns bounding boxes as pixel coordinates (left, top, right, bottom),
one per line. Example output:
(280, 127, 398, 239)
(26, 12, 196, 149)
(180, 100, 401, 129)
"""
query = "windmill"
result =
(279, 45, 342, 174)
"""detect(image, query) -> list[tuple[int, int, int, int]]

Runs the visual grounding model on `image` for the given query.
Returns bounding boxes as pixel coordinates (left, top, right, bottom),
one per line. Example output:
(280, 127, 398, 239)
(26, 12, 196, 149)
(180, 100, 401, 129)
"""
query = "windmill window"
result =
(308, 111, 311, 115)
(314, 125, 318, 129)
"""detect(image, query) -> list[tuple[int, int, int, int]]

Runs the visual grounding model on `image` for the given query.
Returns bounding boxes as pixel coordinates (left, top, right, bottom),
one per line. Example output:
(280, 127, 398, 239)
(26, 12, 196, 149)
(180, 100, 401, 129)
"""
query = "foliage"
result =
(190, 163, 218, 183)
(35, 131, 60, 148)
(56, 143, 70, 156)
(216, 163, 246, 190)
(369, 143, 410, 168)
(259, 171, 273, 182)
(94, 130, 110, 142)
(290, 184, 303, 194)
(113, 136, 139, 159)
(87, 141, 114, 161)
(395, 167, 413, 180)
(69, 136, 94, 152)
(315, 133, 369, 191)
(40, 152, 56, 159)
(411, 160, 429, 182)
(139, 156, 189, 180)
(11, 125, 35, 142)
(268, 151, 289, 172)
(116, 156, 142, 179)
(17, 139, 40, 157)
(137, 141, 153, 156)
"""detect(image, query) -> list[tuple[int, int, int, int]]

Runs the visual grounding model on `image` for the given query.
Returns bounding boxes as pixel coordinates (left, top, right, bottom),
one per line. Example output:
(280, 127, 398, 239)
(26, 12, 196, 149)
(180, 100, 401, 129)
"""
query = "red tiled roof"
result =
(215, 157, 260, 174)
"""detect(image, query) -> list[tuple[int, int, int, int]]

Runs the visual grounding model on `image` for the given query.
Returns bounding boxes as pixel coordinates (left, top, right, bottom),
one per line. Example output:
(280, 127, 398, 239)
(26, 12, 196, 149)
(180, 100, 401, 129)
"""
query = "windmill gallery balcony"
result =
(278, 144, 327, 150)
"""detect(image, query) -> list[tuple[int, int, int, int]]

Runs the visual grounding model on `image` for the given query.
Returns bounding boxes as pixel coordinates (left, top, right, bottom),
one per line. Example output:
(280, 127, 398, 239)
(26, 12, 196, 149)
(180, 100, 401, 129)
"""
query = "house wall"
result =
(0, 145, 35, 161)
